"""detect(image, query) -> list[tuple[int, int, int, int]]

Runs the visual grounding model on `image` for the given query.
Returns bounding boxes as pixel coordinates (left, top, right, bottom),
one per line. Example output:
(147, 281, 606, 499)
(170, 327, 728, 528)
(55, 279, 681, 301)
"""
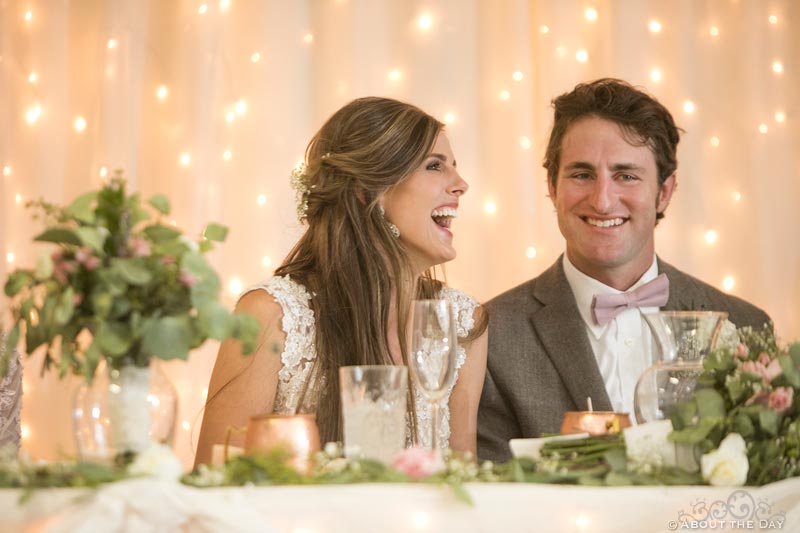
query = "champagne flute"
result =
(410, 299, 458, 450)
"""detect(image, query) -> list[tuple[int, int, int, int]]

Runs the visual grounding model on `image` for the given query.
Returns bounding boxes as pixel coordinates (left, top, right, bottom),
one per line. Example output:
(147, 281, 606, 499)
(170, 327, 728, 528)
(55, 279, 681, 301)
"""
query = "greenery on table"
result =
(2, 174, 258, 381)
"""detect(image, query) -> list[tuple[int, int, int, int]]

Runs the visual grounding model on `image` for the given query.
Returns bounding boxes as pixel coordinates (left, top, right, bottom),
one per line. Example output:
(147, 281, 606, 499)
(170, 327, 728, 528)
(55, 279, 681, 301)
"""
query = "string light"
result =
(15, 193, 22, 204)
(257, 194, 267, 205)
(222, 149, 232, 161)
(772, 61, 783, 74)
(303, 33, 313, 44)
(412, 512, 431, 529)
(649, 68, 662, 82)
(575, 49, 589, 63)
(198, 4, 207, 14)
(99, 166, 108, 178)
(704, 230, 718, 245)
(519, 136, 532, 150)
(219, 0, 231, 11)
(709, 26, 719, 37)
(758, 123, 768, 134)
(722, 276, 735, 292)
(648, 20, 662, 33)
(575, 513, 590, 530)
(484, 200, 497, 215)
(539, 25, 549, 34)
(262, 256, 272, 267)
(710, 136, 720, 147)
(24, 10, 32, 22)
(774, 111, 786, 123)
(250, 52, 261, 63)
(234, 99, 248, 115)
(21, 425, 30, 440)
(388, 69, 402, 81)
(202, 388, 208, 400)
(417, 13, 432, 31)
(731, 191, 742, 202)
(2, 166, 10, 176)
(28, 71, 38, 83)
(225, 111, 236, 123)
(156, 85, 168, 100)
(73, 116, 87, 132)
(443, 112, 456, 124)
(683, 101, 695, 114)
(228, 277, 243, 296)
(182, 420, 191, 431)
(512, 71, 523, 81)
(107, 39, 117, 49)
(768, 15, 778, 24)
(499, 90, 511, 101)
(525, 246, 537, 259)
(6, 252, 14, 264)
(179, 152, 192, 166)
(25, 104, 42, 124)
(584, 7, 598, 22)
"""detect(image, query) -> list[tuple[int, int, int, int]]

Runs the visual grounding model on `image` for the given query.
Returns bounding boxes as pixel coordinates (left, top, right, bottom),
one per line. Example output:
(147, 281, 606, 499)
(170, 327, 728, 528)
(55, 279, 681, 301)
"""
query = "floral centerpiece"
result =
(2, 174, 258, 456)
(669, 326, 800, 485)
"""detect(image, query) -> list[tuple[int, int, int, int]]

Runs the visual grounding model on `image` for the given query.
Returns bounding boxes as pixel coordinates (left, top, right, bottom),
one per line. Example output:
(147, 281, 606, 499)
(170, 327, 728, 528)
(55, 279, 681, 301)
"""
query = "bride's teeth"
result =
(587, 217, 624, 228)
(431, 207, 458, 218)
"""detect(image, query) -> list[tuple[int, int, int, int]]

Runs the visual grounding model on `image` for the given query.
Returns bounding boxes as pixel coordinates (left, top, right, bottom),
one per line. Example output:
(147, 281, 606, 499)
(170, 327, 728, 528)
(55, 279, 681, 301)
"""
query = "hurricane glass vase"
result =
(634, 311, 728, 424)
(72, 358, 178, 461)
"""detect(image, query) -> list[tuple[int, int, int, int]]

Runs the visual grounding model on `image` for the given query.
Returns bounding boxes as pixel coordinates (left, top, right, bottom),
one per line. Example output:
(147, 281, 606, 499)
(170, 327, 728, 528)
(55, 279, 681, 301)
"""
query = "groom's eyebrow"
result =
(564, 161, 595, 171)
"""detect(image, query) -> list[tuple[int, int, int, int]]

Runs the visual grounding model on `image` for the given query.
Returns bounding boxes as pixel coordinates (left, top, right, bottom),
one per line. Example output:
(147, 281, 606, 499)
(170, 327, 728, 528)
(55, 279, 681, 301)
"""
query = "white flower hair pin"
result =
(290, 161, 313, 222)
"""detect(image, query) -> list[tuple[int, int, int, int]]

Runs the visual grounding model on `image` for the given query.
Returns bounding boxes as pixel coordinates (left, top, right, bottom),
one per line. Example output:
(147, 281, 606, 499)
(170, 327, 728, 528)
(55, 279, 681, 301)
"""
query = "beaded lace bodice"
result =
(0, 348, 22, 451)
(243, 276, 478, 449)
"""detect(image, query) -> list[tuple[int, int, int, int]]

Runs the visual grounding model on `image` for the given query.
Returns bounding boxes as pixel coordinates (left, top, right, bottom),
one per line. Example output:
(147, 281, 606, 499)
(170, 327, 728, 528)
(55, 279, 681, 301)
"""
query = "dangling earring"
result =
(378, 205, 400, 238)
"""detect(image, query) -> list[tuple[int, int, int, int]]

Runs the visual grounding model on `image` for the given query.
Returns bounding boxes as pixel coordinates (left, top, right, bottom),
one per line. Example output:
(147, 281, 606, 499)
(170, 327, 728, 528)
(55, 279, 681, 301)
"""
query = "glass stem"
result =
(430, 399, 440, 451)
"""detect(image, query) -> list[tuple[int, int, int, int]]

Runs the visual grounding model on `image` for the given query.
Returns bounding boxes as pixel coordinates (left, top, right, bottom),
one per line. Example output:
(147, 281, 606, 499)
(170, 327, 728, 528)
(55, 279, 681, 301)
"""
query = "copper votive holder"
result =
(560, 411, 632, 436)
(244, 413, 321, 473)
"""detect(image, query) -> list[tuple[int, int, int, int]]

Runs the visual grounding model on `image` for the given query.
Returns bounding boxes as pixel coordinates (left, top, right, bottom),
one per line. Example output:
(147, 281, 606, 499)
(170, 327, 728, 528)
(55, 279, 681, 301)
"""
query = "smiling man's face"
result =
(548, 116, 676, 290)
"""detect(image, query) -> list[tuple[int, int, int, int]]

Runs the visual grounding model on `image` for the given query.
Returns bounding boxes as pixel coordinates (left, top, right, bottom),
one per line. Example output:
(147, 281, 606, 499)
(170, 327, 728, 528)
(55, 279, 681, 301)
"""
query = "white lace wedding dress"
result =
(243, 275, 478, 449)
(0, 348, 22, 451)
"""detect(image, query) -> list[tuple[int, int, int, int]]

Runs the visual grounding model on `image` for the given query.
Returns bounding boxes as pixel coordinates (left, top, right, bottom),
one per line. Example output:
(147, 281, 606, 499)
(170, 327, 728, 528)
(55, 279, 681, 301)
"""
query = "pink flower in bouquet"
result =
(741, 360, 768, 381)
(129, 237, 152, 257)
(768, 387, 794, 414)
(51, 253, 77, 284)
(391, 447, 445, 480)
(75, 248, 101, 270)
(178, 269, 198, 288)
(72, 293, 83, 306)
(758, 352, 772, 366)
(734, 343, 750, 358)
(764, 359, 783, 383)
(161, 255, 176, 265)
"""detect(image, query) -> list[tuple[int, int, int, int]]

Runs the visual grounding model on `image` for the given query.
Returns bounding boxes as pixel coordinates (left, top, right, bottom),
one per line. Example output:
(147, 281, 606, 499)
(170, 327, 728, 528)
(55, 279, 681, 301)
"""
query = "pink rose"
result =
(758, 352, 772, 366)
(161, 255, 176, 265)
(391, 447, 445, 480)
(741, 360, 768, 380)
(764, 359, 783, 383)
(734, 344, 750, 358)
(73, 294, 83, 306)
(768, 387, 794, 414)
(83, 256, 101, 270)
(129, 237, 151, 257)
(178, 270, 198, 288)
(52, 258, 77, 284)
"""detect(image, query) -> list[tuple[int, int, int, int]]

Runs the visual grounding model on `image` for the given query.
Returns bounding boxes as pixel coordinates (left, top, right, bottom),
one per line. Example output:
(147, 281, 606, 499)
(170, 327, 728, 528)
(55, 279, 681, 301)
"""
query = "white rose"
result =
(701, 433, 749, 486)
(179, 235, 200, 252)
(128, 443, 185, 482)
(716, 319, 740, 351)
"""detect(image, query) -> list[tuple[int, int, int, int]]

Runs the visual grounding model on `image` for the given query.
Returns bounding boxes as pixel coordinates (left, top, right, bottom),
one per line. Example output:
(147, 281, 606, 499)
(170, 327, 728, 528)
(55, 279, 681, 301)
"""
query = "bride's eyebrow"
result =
(429, 153, 455, 166)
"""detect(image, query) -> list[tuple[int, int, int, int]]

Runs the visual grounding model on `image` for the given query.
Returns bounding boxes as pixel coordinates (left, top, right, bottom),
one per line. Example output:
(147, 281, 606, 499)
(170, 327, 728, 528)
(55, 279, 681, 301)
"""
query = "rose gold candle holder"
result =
(560, 411, 632, 436)
(244, 413, 321, 473)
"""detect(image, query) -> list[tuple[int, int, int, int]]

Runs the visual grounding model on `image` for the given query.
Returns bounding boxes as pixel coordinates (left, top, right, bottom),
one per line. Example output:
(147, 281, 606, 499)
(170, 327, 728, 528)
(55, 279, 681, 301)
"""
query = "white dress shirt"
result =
(562, 255, 660, 418)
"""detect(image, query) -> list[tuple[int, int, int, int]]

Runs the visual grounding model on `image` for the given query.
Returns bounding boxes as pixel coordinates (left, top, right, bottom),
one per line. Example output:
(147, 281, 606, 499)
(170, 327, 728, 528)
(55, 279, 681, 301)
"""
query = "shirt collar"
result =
(562, 254, 659, 339)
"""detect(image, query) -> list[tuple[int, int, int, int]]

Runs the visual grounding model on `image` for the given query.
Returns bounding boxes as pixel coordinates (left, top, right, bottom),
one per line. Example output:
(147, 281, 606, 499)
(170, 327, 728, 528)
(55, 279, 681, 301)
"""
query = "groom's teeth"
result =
(586, 217, 624, 228)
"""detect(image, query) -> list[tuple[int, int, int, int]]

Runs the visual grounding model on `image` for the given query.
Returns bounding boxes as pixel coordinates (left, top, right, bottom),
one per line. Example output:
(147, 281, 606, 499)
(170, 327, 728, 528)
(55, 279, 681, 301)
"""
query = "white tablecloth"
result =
(2, 478, 798, 533)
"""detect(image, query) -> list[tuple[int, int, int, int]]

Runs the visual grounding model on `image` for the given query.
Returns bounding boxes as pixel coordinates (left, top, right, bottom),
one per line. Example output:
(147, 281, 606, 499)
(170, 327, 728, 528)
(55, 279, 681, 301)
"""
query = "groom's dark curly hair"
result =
(543, 78, 682, 220)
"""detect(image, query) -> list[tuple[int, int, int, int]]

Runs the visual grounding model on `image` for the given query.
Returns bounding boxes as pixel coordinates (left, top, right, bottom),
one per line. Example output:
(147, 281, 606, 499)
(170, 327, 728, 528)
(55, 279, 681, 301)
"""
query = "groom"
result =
(477, 79, 771, 463)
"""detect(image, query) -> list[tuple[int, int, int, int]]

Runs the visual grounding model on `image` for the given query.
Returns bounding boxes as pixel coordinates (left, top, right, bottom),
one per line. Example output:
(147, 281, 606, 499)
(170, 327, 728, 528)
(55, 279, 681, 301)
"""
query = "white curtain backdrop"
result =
(1, 0, 798, 467)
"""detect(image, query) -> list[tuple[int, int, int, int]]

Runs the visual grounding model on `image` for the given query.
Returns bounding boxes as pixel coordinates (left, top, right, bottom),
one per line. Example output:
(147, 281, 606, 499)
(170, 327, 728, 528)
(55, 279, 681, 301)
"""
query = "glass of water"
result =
(339, 365, 408, 463)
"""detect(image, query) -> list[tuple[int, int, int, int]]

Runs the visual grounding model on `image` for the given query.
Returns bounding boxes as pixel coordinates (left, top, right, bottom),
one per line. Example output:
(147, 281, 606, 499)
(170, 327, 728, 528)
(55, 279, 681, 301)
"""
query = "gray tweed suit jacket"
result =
(477, 255, 772, 463)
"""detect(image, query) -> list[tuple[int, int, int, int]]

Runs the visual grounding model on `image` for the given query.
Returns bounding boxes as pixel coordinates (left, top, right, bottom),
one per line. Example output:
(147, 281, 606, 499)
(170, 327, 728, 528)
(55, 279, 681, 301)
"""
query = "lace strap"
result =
(439, 286, 478, 339)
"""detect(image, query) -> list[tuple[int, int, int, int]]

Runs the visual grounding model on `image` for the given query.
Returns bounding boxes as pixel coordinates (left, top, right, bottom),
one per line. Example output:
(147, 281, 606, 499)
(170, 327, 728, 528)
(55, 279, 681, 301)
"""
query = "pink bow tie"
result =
(590, 274, 669, 326)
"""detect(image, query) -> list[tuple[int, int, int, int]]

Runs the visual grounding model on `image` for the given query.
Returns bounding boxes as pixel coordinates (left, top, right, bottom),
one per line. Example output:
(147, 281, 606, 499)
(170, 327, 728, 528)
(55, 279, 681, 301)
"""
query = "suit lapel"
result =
(658, 258, 703, 311)
(530, 257, 613, 411)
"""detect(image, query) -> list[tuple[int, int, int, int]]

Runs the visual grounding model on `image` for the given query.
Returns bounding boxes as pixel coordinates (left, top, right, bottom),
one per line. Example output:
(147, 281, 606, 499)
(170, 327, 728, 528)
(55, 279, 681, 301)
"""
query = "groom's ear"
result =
(547, 175, 557, 202)
(656, 173, 677, 213)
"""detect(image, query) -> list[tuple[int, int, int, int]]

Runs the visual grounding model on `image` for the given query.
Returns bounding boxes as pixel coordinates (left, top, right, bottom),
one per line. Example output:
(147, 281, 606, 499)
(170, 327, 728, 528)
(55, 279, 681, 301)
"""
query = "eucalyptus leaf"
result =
(733, 412, 756, 438)
(63, 191, 98, 224)
(759, 409, 781, 437)
(141, 316, 192, 360)
(669, 417, 720, 444)
(144, 224, 181, 243)
(34, 228, 82, 246)
(110, 258, 152, 285)
(234, 313, 261, 354)
(74, 227, 107, 253)
(148, 194, 171, 215)
(4, 270, 33, 297)
(35, 254, 54, 280)
(202, 223, 228, 242)
(94, 321, 133, 356)
(789, 343, 800, 367)
(777, 355, 800, 388)
(54, 288, 75, 325)
(695, 389, 726, 418)
(198, 302, 234, 341)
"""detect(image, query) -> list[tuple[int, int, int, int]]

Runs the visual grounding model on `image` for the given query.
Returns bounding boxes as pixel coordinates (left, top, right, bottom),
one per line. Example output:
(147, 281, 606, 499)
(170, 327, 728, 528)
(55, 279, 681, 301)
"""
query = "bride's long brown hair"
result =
(275, 97, 470, 444)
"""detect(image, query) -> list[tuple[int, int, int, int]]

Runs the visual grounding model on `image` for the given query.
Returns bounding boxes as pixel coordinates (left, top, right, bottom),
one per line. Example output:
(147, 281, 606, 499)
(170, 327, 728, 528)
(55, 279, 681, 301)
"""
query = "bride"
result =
(195, 97, 487, 465)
